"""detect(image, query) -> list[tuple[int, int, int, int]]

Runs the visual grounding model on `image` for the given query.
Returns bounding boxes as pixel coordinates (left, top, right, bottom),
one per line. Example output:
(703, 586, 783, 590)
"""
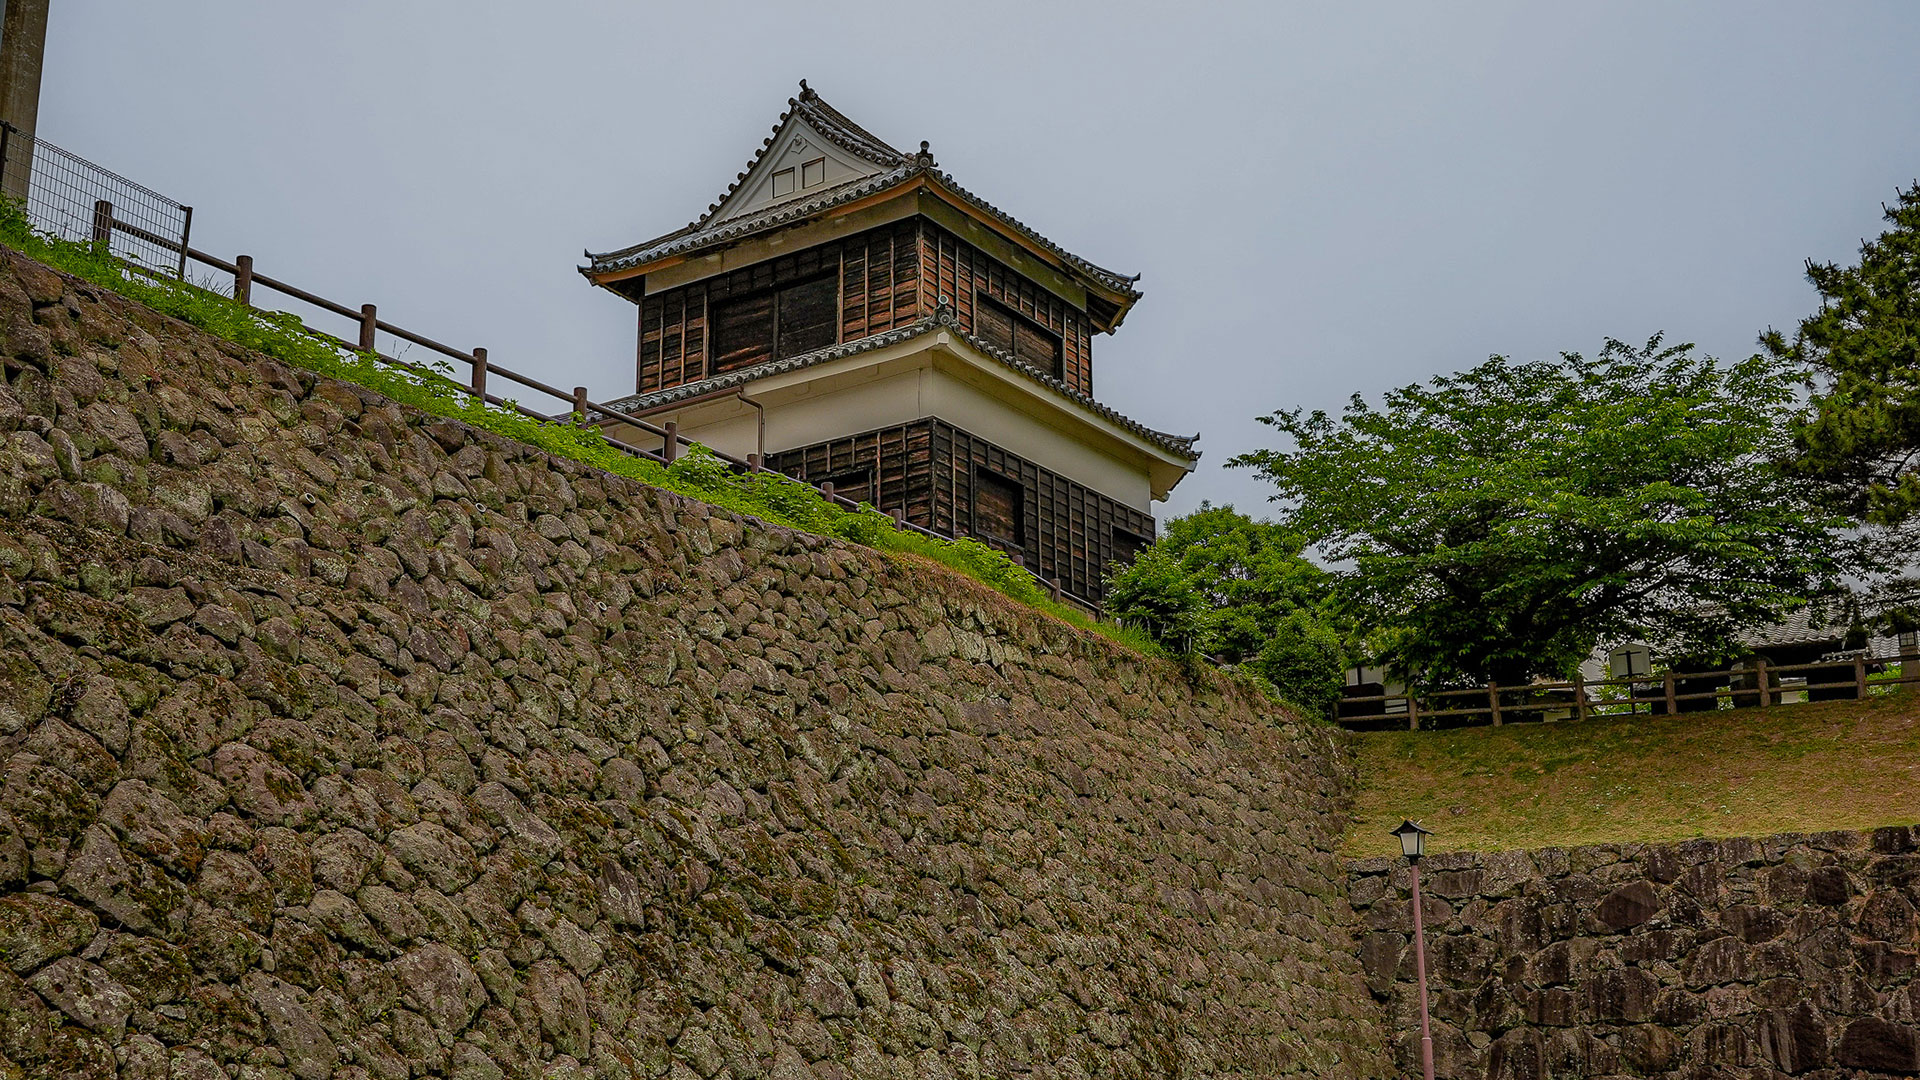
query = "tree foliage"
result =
(1230, 337, 1857, 687)
(1104, 504, 1349, 716)
(1763, 183, 1920, 526)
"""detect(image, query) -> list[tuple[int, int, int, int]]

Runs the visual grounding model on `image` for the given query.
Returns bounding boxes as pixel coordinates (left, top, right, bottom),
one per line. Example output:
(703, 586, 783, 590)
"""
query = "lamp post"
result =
(1391, 819, 1436, 1080)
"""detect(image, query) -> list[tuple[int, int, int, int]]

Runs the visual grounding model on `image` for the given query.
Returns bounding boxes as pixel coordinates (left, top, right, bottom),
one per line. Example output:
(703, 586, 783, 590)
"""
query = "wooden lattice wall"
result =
(631, 218, 1095, 396)
(769, 419, 1153, 601)
(917, 223, 1094, 396)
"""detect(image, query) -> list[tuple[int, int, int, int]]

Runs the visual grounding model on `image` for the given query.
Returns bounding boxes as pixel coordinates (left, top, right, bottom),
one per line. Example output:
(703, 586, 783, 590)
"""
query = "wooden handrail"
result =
(1340, 656, 1920, 729)
(95, 207, 1110, 622)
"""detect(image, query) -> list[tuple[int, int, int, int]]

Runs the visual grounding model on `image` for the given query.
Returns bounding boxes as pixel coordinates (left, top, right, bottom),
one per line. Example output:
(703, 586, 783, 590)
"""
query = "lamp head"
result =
(1390, 819, 1431, 860)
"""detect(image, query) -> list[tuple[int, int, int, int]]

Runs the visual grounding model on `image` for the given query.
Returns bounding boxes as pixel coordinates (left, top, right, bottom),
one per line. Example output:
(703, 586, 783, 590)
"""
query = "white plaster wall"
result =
(613, 366, 1155, 512)
(716, 118, 884, 223)
(919, 371, 1154, 510)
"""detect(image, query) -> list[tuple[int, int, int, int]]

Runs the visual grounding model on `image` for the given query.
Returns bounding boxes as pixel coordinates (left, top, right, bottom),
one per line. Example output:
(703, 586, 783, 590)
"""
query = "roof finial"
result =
(798, 78, 814, 100)
(915, 140, 934, 168)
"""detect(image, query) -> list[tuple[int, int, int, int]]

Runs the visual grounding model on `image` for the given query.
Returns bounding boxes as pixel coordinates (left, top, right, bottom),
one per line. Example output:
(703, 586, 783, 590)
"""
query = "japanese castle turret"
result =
(582, 82, 1199, 603)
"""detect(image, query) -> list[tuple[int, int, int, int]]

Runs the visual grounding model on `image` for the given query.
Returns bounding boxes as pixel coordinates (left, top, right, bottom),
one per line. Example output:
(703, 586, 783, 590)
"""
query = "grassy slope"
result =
(0, 217, 1163, 656)
(1343, 688, 1920, 857)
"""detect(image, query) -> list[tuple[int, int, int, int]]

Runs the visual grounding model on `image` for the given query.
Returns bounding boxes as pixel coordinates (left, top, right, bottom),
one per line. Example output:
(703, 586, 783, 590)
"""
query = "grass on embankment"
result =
(1343, 688, 1920, 857)
(0, 207, 1160, 657)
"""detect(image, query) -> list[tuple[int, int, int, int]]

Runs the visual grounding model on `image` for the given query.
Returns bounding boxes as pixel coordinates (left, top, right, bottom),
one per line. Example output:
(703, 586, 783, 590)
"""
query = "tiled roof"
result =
(581, 83, 1142, 302)
(600, 306, 1199, 462)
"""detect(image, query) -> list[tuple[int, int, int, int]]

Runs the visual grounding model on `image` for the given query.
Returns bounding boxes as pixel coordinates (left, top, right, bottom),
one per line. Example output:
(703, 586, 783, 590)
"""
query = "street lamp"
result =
(1391, 820, 1436, 1080)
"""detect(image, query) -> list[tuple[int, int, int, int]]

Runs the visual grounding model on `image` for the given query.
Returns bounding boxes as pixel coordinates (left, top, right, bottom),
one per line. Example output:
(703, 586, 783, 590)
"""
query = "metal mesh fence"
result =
(0, 121, 191, 276)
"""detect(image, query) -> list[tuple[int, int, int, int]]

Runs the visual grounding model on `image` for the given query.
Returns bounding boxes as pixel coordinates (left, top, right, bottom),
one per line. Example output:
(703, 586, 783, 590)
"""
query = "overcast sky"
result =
(42, 1, 1920, 520)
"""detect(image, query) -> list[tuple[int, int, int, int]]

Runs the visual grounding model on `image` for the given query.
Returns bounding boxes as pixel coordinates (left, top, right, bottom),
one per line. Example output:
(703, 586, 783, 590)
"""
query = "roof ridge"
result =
(584, 80, 904, 266)
(792, 81, 905, 166)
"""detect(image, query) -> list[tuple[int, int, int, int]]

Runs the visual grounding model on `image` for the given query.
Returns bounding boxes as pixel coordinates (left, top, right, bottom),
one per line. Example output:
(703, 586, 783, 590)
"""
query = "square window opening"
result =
(974, 294, 1064, 382)
(1111, 526, 1152, 568)
(821, 467, 874, 507)
(801, 157, 826, 188)
(707, 273, 839, 374)
(772, 168, 796, 197)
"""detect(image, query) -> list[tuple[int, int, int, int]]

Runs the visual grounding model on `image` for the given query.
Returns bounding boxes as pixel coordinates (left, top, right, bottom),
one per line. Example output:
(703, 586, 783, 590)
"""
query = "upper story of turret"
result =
(580, 82, 1147, 403)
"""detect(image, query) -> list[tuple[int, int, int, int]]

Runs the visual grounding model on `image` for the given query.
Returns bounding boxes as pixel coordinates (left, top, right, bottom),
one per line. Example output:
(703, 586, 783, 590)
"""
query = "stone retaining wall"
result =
(1349, 828, 1920, 1078)
(0, 249, 1389, 1079)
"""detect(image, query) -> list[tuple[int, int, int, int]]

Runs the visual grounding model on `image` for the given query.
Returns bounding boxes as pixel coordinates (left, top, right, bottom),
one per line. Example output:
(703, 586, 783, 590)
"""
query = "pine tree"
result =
(1763, 183, 1920, 526)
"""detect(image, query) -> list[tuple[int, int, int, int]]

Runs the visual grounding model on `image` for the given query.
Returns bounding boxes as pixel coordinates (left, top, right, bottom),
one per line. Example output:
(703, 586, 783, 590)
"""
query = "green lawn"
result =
(1343, 686, 1920, 857)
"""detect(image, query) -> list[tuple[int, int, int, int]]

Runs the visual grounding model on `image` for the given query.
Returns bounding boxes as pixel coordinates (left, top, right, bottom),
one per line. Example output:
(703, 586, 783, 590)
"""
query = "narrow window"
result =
(973, 467, 1025, 547)
(801, 157, 827, 188)
(772, 168, 796, 197)
(975, 295, 1063, 381)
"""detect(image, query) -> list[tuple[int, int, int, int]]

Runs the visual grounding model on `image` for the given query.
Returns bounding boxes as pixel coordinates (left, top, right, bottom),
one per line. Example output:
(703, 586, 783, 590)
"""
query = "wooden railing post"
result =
(1856, 655, 1869, 700)
(470, 347, 487, 395)
(820, 481, 834, 502)
(572, 386, 589, 425)
(1755, 658, 1769, 710)
(746, 452, 762, 471)
(1575, 677, 1589, 722)
(358, 303, 377, 352)
(891, 508, 906, 528)
(233, 254, 253, 307)
(1407, 693, 1420, 732)
(1664, 671, 1678, 715)
(1489, 682, 1502, 726)
(662, 421, 678, 464)
(91, 199, 113, 245)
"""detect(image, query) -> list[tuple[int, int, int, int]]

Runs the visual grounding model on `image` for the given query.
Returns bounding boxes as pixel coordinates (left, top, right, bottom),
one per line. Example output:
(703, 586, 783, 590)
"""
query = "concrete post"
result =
(0, 0, 49, 201)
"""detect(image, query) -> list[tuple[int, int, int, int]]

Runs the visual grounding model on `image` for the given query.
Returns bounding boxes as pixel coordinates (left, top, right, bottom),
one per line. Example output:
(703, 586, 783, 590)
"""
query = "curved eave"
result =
(582, 168, 1144, 331)
(600, 309, 1199, 492)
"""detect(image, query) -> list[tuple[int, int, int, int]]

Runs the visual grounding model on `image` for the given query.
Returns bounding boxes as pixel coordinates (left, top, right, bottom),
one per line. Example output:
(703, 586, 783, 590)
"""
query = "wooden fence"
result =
(1339, 649, 1920, 731)
(84, 200, 1102, 618)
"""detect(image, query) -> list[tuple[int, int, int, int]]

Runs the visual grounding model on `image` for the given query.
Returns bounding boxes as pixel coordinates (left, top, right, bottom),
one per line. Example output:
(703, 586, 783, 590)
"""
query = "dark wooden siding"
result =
(918, 222, 1094, 396)
(635, 220, 927, 394)
(634, 219, 1097, 397)
(768, 418, 1152, 602)
(767, 423, 936, 530)
(840, 220, 923, 343)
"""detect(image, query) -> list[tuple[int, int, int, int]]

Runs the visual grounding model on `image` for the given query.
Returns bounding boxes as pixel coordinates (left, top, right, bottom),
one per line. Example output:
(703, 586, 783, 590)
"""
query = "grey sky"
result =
(43, 1, 1920, 520)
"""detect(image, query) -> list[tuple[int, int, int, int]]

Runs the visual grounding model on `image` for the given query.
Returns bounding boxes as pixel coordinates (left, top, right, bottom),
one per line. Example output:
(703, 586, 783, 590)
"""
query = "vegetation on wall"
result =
(1227, 337, 1859, 689)
(0, 203, 1155, 653)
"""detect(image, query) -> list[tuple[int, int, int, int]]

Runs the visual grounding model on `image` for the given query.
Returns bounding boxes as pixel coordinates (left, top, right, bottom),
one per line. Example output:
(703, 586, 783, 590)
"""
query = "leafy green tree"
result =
(1103, 544, 1208, 652)
(1252, 611, 1349, 720)
(1105, 504, 1350, 714)
(1149, 504, 1332, 659)
(1230, 337, 1857, 687)
(1763, 183, 1920, 527)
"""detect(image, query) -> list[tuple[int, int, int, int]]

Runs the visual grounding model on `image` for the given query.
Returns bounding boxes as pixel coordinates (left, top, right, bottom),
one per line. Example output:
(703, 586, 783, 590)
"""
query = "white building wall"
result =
(606, 364, 1157, 512)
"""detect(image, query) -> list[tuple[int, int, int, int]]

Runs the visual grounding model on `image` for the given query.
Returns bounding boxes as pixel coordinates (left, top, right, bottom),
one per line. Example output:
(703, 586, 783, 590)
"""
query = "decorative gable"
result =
(712, 117, 888, 223)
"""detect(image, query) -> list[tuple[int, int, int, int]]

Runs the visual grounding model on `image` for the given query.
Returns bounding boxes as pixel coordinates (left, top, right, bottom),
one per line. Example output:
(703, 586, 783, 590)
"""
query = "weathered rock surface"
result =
(0, 248, 1388, 1078)
(1351, 828, 1920, 1078)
